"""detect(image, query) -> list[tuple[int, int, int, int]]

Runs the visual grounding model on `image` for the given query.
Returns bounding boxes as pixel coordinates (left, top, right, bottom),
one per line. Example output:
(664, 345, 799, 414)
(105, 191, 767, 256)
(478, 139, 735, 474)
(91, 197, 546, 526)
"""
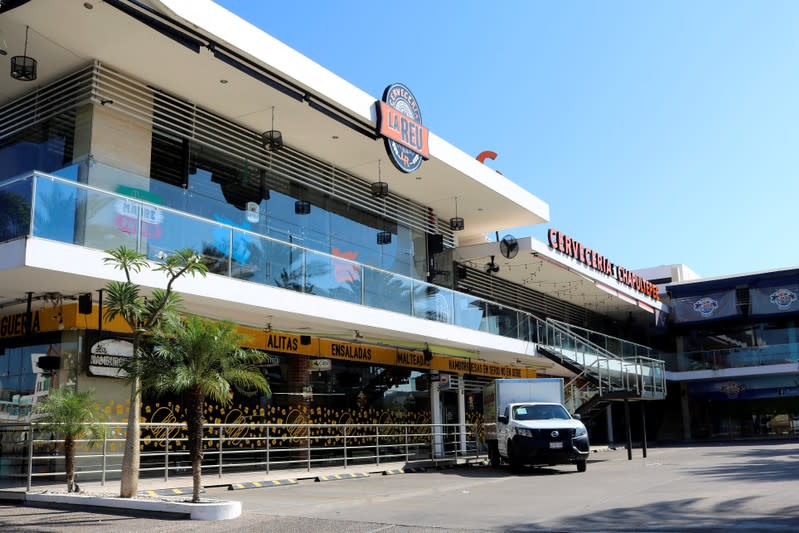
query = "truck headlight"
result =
(574, 426, 587, 438)
(516, 428, 534, 437)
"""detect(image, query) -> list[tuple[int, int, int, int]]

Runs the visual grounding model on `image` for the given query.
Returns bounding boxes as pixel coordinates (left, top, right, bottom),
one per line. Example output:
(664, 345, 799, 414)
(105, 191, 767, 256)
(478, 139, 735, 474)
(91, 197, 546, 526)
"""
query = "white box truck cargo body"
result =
(483, 378, 589, 472)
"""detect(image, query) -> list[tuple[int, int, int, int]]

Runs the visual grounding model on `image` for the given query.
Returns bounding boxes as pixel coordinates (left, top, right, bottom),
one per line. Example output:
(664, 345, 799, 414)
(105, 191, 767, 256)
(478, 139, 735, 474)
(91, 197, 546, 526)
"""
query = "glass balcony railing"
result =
(0, 167, 540, 342)
(662, 343, 799, 372)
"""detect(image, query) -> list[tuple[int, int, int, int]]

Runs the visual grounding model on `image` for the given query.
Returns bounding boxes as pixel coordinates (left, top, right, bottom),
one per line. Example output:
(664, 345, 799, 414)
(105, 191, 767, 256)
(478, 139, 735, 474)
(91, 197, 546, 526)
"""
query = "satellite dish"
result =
(500, 234, 519, 260)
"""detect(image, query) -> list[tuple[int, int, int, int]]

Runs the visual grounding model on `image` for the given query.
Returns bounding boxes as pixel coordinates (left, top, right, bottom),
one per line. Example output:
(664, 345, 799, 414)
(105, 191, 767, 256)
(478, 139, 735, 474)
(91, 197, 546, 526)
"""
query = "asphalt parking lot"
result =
(2, 442, 799, 532)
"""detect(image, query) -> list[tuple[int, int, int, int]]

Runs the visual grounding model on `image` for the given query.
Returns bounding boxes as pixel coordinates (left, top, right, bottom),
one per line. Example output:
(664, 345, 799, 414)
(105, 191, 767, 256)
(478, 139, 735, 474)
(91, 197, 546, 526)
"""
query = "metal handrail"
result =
(0, 421, 487, 491)
(542, 319, 626, 363)
(540, 319, 666, 412)
(549, 319, 658, 357)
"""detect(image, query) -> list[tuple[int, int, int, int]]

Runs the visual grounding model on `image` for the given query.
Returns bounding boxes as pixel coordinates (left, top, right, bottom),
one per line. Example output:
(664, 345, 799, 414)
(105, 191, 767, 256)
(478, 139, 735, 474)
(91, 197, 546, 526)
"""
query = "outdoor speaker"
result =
(427, 234, 444, 255)
(37, 356, 60, 371)
(423, 347, 433, 362)
(78, 293, 92, 314)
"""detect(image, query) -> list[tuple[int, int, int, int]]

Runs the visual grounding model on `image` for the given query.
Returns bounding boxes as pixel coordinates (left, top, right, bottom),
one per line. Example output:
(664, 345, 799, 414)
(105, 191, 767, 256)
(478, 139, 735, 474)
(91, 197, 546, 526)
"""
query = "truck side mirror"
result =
(498, 415, 508, 425)
(572, 413, 581, 420)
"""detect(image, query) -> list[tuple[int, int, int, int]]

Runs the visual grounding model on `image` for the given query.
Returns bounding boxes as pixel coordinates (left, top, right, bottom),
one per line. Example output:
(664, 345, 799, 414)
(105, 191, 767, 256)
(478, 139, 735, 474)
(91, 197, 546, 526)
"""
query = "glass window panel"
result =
(363, 269, 412, 315)
(304, 250, 361, 304)
(267, 239, 304, 292)
(79, 185, 143, 250)
(0, 178, 32, 242)
(412, 282, 453, 324)
(144, 209, 230, 275)
(230, 230, 269, 284)
(481, 303, 522, 339)
(0, 123, 72, 181)
(264, 191, 303, 244)
(150, 178, 189, 212)
(0, 343, 58, 422)
(32, 177, 83, 244)
(453, 293, 485, 330)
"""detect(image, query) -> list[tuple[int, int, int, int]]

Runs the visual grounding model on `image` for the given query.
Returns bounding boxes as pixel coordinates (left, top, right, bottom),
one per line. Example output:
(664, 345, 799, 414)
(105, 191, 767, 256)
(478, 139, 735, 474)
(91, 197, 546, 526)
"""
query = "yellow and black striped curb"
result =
(315, 472, 369, 482)
(383, 466, 427, 475)
(139, 487, 203, 497)
(228, 479, 298, 490)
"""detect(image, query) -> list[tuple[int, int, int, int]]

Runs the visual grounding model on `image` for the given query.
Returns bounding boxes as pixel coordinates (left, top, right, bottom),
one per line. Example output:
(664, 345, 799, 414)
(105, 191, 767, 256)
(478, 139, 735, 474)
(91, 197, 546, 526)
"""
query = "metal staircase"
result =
(536, 319, 666, 420)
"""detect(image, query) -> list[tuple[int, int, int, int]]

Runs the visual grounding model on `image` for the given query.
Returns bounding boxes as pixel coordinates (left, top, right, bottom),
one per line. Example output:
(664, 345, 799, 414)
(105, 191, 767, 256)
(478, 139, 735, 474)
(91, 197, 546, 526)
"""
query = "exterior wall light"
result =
(10, 26, 37, 82)
(295, 200, 311, 215)
(372, 160, 389, 198)
(377, 231, 392, 245)
(371, 181, 389, 198)
(262, 106, 283, 151)
(449, 196, 464, 231)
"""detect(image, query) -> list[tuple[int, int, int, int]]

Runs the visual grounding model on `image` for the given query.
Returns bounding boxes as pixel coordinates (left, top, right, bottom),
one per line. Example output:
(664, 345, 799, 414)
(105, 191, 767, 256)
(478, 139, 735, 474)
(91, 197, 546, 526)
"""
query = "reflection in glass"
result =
(305, 250, 361, 304)
(364, 270, 412, 315)
(412, 283, 453, 324)
(0, 343, 59, 422)
(0, 178, 33, 243)
(145, 208, 229, 275)
(453, 293, 485, 330)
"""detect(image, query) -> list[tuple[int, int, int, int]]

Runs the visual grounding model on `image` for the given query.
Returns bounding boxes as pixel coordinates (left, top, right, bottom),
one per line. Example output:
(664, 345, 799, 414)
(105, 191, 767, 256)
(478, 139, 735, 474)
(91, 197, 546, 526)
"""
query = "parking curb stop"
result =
(228, 479, 298, 490)
(315, 472, 369, 482)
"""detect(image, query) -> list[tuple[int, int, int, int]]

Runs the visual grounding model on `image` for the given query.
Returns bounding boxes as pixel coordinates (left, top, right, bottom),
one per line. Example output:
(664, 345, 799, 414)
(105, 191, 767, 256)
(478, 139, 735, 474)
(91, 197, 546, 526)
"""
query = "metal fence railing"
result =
(0, 421, 486, 490)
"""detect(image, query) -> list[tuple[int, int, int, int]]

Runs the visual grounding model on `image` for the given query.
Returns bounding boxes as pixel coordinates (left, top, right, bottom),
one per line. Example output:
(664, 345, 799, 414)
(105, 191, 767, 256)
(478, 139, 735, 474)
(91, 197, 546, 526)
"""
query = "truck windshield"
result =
(513, 404, 570, 421)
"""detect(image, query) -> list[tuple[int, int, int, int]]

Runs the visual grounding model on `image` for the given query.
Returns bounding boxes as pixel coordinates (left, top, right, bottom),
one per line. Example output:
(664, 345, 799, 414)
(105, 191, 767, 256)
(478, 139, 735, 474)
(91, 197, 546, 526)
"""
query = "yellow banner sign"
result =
(0, 306, 535, 379)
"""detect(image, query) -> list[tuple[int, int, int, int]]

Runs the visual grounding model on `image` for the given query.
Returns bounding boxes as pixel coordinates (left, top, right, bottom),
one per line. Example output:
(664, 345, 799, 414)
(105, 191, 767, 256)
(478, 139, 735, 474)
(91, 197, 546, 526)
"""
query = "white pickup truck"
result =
(483, 378, 589, 472)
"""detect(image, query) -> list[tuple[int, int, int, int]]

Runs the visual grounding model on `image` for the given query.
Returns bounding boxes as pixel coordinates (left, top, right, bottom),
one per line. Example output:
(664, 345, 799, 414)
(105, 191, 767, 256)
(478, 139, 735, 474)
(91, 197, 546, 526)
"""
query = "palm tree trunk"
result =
(119, 377, 141, 498)
(64, 436, 75, 492)
(186, 387, 204, 503)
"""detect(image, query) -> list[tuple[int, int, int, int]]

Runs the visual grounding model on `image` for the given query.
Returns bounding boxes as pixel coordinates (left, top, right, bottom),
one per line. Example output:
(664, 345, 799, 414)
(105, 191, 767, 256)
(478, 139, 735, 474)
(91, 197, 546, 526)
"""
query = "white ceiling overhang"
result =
(454, 236, 668, 320)
(0, 0, 549, 240)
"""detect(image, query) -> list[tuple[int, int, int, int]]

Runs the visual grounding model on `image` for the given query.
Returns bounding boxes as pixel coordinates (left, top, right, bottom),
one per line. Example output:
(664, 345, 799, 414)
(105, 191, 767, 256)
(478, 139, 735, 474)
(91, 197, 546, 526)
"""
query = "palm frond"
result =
(153, 248, 208, 280)
(142, 315, 270, 403)
(103, 246, 148, 277)
(34, 387, 107, 444)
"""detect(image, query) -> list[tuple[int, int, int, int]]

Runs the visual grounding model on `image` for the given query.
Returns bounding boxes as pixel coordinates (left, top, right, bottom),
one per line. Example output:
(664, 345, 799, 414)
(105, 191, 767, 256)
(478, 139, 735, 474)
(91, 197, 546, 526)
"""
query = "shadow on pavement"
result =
(502, 497, 799, 532)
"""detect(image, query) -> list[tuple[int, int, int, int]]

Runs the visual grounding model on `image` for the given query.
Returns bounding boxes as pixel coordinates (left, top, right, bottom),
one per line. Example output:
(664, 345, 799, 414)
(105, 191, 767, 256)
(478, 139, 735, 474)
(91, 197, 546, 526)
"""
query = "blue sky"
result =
(216, 0, 799, 279)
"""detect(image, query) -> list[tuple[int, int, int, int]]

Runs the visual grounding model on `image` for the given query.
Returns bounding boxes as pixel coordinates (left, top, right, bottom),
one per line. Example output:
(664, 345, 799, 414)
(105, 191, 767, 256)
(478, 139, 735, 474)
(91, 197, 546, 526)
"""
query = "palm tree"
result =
(33, 387, 106, 493)
(142, 314, 270, 503)
(102, 246, 208, 498)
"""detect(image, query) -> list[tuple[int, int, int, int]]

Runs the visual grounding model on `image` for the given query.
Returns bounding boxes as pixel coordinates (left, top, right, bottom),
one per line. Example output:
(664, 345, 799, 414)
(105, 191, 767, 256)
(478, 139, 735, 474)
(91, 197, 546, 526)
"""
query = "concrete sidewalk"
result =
(1, 458, 469, 497)
(1, 445, 613, 497)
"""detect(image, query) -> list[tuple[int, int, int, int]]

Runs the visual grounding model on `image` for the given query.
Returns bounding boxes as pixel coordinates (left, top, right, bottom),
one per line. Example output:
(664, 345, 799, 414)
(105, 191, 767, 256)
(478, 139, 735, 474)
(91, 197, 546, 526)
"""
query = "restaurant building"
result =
(0, 0, 667, 475)
(661, 268, 799, 440)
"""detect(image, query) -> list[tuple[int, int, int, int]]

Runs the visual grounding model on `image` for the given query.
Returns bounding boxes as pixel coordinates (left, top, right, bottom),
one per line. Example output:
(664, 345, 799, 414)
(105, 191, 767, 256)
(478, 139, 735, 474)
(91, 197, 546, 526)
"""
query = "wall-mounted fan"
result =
(500, 234, 519, 260)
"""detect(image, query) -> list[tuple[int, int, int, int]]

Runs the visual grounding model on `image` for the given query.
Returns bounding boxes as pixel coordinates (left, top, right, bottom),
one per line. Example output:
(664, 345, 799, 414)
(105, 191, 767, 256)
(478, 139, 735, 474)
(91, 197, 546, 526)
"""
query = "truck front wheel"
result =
(488, 441, 501, 468)
(508, 442, 523, 472)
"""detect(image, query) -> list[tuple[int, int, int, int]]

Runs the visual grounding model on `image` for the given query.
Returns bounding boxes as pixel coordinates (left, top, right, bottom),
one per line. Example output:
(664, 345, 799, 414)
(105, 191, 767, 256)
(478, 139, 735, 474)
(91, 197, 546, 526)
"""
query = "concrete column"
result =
(83, 99, 154, 251)
(89, 103, 153, 178)
(680, 383, 692, 440)
(458, 375, 467, 454)
(606, 404, 614, 446)
(430, 373, 443, 458)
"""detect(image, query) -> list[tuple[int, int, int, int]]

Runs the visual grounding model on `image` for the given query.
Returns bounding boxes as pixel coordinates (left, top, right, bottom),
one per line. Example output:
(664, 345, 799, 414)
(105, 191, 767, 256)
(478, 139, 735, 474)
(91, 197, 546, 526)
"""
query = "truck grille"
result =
(533, 428, 574, 440)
